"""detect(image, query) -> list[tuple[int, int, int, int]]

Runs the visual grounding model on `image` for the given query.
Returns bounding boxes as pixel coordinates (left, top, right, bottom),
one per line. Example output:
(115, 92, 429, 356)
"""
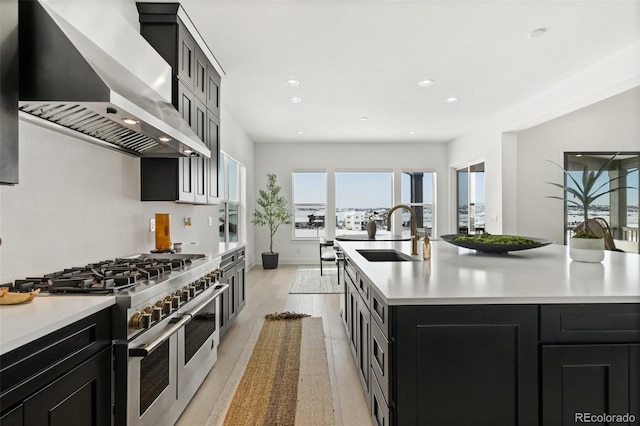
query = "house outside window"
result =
(336, 171, 393, 236)
(292, 171, 327, 239)
(564, 152, 639, 253)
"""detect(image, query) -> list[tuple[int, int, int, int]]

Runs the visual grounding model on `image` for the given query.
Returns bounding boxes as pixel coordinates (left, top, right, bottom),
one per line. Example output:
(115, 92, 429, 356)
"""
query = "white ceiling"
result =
(179, 0, 640, 144)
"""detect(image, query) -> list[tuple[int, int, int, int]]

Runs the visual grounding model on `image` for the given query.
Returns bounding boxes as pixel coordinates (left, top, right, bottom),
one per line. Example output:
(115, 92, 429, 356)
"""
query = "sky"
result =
(293, 172, 437, 209)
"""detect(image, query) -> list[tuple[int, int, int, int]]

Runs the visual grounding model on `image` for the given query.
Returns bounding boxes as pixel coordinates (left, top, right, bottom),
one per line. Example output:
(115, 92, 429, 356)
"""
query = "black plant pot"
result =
(262, 252, 279, 269)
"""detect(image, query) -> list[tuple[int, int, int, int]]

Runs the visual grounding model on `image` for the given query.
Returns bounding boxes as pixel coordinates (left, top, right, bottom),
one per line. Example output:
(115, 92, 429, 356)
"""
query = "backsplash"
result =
(0, 120, 219, 283)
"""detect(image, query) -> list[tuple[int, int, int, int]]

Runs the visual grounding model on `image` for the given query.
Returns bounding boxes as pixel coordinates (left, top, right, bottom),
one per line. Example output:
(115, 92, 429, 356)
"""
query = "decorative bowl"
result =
(440, 234, 553, 253)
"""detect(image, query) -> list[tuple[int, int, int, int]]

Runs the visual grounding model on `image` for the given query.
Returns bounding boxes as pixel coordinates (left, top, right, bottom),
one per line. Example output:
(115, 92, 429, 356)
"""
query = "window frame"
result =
(219, 151, 242, 243)
(401, 170, 437, 237)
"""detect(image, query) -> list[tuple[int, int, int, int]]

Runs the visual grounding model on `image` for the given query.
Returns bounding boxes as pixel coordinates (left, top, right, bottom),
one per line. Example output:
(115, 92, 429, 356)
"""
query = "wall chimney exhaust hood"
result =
(18, 0, 210, 158)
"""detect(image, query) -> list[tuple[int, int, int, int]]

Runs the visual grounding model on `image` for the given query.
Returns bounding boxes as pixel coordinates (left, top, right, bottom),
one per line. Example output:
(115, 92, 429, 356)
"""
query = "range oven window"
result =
(184, 311, 217, 364)
(139, 340, 170, 416)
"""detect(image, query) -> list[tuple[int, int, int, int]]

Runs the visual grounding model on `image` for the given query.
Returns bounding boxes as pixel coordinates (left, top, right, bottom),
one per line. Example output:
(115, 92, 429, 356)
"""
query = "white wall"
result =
(0, 120, 147, 282)
(448, 41, 640, 236)
(0, 110, 253, 284)
(253, 142, 448, 265)
(516, 87, 640, 244)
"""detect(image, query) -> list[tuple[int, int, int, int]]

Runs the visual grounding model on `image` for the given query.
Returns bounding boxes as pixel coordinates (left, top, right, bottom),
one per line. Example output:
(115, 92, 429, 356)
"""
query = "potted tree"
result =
(547, 153, 634, 262)
(252, 173, 292, 269)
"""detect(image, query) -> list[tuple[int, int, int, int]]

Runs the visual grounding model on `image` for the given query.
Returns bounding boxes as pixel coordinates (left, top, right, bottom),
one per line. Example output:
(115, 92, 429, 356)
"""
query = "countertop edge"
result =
(0, 296, 116, 355)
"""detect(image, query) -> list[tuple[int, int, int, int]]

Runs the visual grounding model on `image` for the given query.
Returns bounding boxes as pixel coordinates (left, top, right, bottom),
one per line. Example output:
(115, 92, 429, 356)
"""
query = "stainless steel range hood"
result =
(18, 0, 210, 158)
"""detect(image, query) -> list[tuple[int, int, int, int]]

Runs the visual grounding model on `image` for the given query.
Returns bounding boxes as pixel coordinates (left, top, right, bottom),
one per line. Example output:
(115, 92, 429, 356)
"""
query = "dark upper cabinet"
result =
(0, 0, 19, 185)
(137, 2, 220, 204)
(207, 63, 221, 116)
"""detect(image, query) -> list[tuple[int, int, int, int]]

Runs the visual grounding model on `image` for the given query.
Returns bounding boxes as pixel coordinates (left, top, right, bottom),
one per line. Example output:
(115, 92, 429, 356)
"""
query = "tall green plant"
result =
(252, 173, 292, 253)
(547, 153, 635, 236)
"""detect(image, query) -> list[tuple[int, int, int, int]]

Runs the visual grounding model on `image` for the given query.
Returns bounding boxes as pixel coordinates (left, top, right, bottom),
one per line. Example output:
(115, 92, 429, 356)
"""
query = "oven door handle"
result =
(128, 284, 229, 358)
(129, 314, 191, 357)
(187, 284, 228, 317)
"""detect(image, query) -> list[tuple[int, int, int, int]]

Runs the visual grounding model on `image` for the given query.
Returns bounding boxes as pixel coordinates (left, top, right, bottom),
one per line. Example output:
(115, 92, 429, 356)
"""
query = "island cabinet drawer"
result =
(370, 287, 388, 337)
(0, 309, 111, 413)
(344, 256, 358, 286)
(371, 320, 389, 404)
(357, 273, 371, 306)
(541, 304, 640, 343)
(371, 374, 389, 426)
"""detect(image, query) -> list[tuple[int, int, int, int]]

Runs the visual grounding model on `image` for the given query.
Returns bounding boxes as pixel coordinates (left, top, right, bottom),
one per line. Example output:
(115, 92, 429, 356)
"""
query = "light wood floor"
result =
(176, 264, 372, 426)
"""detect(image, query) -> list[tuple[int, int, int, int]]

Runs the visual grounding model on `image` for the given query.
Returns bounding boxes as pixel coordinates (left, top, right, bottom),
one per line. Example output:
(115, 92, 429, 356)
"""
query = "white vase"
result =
(569, 237, 605, 263)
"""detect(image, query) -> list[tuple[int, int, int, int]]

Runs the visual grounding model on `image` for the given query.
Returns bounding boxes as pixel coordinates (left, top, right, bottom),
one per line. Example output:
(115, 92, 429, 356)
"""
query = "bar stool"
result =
(319, 240, 336, 276)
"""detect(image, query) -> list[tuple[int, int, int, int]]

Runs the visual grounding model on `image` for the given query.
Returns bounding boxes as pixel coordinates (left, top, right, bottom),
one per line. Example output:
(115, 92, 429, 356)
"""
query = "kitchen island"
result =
(338, 240, 640, 426)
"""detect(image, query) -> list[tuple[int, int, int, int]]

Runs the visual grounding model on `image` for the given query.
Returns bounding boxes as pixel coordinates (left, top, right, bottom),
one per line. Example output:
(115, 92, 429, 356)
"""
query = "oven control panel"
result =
(127, 266, 223, 333)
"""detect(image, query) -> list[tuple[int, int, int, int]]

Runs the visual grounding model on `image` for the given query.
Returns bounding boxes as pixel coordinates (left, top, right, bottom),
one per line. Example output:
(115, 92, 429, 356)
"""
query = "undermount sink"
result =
(356, 249, 418, 262)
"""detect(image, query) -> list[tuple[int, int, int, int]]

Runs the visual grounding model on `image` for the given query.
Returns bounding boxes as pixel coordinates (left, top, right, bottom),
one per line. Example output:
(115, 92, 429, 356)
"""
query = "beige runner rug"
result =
(206, 316, 334, 426)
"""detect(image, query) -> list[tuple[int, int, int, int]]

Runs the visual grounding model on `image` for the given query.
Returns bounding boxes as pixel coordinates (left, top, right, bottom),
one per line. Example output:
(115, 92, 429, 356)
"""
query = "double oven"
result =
(112, 255, 227, 426)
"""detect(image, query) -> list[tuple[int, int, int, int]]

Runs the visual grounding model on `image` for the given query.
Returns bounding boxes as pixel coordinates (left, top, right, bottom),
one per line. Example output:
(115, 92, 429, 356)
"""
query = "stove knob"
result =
(160, 298, 172, 314)
(151, 306, 162, 322)
(143, 306, 153, 314)
(188, 285, 196, 298)
(141, 313, 152, 329)
(180, 288, 190, 302)
(129, 312, 144, 330)
(171, 294, 181, 309)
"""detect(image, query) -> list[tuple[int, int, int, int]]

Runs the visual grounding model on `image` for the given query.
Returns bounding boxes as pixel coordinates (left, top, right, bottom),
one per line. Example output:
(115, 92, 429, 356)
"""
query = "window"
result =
(292, 172, 327, 239)
(336, 172, 392, 235)
(401, 171, 436, 237)
(219, 152, 242, 243)
(564, 152, 639, 252)
(456, 162, 485, 234)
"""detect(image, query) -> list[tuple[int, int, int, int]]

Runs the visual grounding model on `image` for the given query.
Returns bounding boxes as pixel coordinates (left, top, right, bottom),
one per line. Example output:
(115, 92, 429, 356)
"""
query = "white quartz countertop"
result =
(338, 240, 640, 305)
(0, 295, 116, 355)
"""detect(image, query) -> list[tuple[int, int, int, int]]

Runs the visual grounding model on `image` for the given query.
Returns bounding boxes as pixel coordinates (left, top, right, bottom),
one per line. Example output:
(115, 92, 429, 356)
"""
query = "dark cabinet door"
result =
(194, 46, 207, 102)
(542, 344, 630, 425)
(225, 265, 238, 324)
(356, 294, 370, 407)
(22, 347, 111, 426)
(631, 345, 640, 417)
(177, 22, 195, 89)
(206, 111, 220, 203)
(193, 98, 207, 204)
(394, 305, 539, 426)
(207, 64, 221, 116)
(0, 404, 23, 426)
(236, 261, 246, 312)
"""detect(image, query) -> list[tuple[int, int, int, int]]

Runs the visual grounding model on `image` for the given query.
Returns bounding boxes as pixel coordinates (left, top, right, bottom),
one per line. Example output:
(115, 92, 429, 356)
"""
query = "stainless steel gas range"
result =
(4, 252, 228, 426)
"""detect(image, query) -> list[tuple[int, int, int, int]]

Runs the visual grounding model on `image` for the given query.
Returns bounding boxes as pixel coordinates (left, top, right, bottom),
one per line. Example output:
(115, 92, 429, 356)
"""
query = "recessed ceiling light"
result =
(359, 117, 368, 121)
(297, 131, 304, 135)
(158, 136, 171, 142)
(286, 79, 300, 86)
(122, 118, 138, 125)
(289, 97, 302, 103)
(446, 97, 459, 103)
(528, 28, 547, 39)
(409, 131, 416, 135)
(183, 149, 193, 155)
(418, 79, 434, 87)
